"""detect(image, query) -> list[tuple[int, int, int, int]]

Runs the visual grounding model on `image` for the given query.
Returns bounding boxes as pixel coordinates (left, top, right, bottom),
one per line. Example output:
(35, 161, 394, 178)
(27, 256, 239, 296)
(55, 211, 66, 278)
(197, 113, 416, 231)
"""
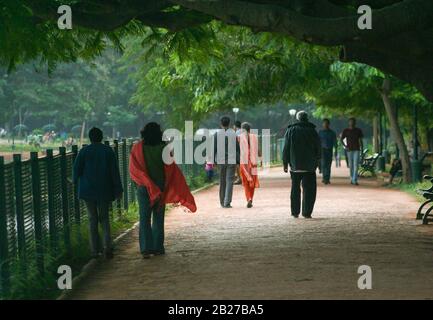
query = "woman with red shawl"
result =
(238, 122, 260, 208)
(129, 123, 196, 259)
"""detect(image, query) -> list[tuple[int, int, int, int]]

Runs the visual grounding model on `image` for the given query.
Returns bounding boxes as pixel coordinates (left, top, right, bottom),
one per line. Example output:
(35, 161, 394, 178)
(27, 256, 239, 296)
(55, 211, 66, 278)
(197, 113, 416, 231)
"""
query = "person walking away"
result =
(214, 116, 240, 208)
(205, 161, 215, 182)
(73, 127, 123, 259)
(388, 158, 402, 184)
(283, 111, 321, 218)
(234, 120, 242, 185)
(341, 118, 364, 185)
(234, 121, 242, 137)
(335, 135, 343, 168)
(239, 122, 260, 208)
(129, 122, 197, 259)
(318, 119, 337, 184)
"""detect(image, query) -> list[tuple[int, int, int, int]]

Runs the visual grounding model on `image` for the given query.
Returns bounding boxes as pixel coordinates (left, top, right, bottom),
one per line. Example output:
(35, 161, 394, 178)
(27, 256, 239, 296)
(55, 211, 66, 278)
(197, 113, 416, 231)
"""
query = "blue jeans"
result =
(347, 150, 360, 183)
(206, 170, 214, 182)
(137, 186, 165, 254)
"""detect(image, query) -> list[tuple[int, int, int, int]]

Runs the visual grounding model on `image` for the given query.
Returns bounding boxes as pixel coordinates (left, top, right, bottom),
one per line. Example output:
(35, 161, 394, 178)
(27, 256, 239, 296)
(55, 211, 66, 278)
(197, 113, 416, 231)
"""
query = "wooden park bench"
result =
(416, 175, 433, 225)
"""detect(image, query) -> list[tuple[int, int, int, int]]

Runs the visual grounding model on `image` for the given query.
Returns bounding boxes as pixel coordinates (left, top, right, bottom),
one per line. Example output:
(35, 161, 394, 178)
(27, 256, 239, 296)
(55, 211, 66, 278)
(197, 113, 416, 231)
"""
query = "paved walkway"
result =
(68, 166, 433, 300)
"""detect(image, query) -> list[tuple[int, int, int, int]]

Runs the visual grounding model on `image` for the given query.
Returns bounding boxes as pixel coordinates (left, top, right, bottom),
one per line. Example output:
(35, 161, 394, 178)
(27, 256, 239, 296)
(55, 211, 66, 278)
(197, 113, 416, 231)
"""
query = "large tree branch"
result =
(137, 10, 212, 31)
(24, 1, 130, 31)
(171, 0, 433, 45)
(24, 0, 213, 32)
(23, 0, 172, 31)
(329, 0, 402, 9)
(249, 0, 354, 17)
(363, 28, 433, 62)
(342, 43, 433, 101)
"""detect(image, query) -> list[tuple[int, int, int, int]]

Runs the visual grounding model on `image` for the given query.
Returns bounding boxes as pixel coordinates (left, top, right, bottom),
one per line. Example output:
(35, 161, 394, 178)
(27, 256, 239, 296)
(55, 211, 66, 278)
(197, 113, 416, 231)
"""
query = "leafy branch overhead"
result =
(2, 1, 433, 101)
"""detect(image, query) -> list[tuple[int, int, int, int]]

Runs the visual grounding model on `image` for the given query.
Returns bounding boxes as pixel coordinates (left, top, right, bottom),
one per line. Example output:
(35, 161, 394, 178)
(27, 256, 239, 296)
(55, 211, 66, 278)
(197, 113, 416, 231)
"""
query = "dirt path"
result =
(67, 166, 433, 300)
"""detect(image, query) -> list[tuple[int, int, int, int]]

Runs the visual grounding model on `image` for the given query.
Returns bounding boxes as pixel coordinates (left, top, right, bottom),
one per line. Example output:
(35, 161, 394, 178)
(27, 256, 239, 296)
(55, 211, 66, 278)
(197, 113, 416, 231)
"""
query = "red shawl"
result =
(129, 141, 197, 212)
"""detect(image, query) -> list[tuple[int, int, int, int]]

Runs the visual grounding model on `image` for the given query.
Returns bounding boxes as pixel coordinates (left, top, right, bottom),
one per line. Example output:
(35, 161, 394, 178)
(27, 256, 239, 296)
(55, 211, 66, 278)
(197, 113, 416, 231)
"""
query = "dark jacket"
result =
(283, 121, 321, 172)
(73, 143, 123, 202)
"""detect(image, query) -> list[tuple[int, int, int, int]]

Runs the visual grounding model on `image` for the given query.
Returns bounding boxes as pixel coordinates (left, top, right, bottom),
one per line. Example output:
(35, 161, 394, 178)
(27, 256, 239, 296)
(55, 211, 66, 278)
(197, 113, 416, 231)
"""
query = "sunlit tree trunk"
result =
(381, 77, 412, 183)
(18, 106, 22, 139)
(80, 120, 86, 147)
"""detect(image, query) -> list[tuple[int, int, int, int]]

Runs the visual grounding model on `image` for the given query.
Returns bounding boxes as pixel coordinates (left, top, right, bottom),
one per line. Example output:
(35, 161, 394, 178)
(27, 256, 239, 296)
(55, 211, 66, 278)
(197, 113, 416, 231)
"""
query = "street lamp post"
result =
(289, 109, 297, 124)
(232, 107, 240, 122)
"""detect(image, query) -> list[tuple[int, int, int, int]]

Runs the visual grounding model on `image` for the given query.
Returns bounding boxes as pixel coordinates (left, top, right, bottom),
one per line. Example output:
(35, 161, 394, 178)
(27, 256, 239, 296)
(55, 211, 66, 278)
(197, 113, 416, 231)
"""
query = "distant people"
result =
(214, 116, 240, 208)
(129, 122, 196, 259)
(234, 121, 242, 136)
(389, 158, 402, 184)
(64, 136, 75, 148)
(341, 118, 364, 185)
(205, 161, 215, 182)
(318, 119, 337, 184)
(239, 122, 260, 208)
(43, 132, 50, 143)
(335, 135, 343, 168)
(234, 120, 242, 184)
(283, 111, 321, 218)
(49, 131, 56, 143)
(73, 127, 123, 259)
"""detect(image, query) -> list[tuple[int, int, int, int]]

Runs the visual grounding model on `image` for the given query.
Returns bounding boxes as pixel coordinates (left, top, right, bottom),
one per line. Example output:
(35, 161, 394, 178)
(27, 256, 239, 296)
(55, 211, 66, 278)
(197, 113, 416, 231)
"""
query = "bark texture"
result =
(381, 77, 412, 183)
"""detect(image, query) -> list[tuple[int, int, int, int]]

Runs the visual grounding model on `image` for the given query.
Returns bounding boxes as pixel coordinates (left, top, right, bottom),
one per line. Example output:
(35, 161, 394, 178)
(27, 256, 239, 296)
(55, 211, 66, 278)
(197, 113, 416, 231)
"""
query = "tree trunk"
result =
(80, 120, 86, 147)
(381, 77, 412, 183)
(18, 106, 22, 139)
(428, 127, 433, 151)
(372, 115, 380, 153)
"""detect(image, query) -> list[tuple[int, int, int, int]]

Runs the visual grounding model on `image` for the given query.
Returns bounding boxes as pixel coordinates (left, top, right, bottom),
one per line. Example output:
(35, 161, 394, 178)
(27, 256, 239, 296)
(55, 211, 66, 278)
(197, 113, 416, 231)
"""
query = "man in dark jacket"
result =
(73, 127, 123, 259)
(283, 111, 321, 218)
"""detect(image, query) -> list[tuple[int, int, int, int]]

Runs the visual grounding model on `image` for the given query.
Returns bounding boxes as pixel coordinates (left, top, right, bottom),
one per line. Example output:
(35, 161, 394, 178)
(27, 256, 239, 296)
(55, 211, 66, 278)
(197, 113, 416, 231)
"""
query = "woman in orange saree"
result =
(239, 122, 260, 208)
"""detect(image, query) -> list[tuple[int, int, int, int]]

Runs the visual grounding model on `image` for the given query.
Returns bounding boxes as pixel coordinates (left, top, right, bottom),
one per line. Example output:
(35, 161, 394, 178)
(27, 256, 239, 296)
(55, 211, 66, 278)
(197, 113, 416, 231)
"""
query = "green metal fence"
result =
(0, 136, 283, 297)
(0, 139, 195, 297)
(258, 134, 284, 164)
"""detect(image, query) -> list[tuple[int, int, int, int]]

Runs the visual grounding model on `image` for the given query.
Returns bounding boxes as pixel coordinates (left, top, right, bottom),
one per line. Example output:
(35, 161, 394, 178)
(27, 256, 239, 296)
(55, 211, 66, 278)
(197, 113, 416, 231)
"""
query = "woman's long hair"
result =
(241, 122, 252, 133)
(140, 122, 163, 146)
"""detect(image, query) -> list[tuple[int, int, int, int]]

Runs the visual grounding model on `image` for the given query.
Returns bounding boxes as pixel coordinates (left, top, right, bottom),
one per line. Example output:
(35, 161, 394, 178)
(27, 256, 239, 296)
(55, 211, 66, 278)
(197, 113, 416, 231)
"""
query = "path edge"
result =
(56, 181, 217, 300)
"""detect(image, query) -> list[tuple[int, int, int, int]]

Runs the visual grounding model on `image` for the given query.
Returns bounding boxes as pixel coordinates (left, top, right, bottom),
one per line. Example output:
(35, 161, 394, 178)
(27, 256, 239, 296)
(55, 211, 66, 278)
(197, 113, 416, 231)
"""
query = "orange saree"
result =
(239, 133, 260, 201)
